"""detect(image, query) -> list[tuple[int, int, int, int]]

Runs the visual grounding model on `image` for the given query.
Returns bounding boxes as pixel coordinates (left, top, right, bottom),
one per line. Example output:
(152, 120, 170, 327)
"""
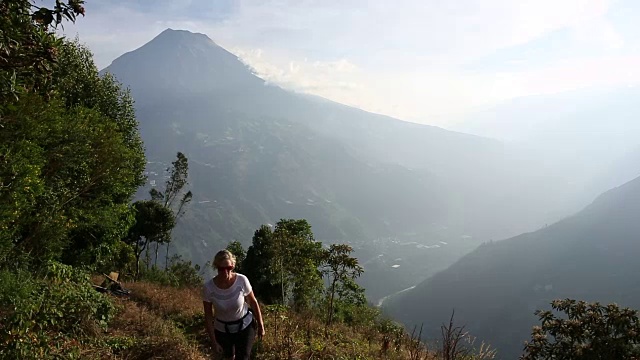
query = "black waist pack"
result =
(216, 309, 253, 333)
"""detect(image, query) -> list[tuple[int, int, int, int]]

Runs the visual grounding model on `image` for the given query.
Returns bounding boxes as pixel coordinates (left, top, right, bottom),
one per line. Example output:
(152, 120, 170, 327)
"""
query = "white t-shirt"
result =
(202, 273, 254, 332)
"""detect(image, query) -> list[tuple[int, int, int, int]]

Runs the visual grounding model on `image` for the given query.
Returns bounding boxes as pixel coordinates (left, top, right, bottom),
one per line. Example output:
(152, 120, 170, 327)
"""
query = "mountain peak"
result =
(104, 28, 264, 98)
(152, 28, 218, 47)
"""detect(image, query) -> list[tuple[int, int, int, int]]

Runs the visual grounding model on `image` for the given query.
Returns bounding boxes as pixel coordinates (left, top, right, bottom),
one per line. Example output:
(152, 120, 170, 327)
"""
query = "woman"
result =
(203, 250, 265, 360)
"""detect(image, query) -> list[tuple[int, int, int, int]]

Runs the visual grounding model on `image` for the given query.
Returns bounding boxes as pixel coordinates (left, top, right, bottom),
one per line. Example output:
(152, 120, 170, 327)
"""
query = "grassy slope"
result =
(91, 281, 435, 360)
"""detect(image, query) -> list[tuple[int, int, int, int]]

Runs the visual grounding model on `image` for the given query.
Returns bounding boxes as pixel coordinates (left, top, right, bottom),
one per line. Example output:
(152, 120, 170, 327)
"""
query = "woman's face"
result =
(217, 259, 234, 275)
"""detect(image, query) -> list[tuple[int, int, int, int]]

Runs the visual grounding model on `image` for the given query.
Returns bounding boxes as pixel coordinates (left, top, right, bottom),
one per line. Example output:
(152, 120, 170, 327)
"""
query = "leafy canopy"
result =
(522, 299, 640, 360)
(0, 4, 146, 268)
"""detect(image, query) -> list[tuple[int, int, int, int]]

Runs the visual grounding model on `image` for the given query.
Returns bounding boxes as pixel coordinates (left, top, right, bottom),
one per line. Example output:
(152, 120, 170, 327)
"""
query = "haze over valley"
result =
(95, 28, 640, 307)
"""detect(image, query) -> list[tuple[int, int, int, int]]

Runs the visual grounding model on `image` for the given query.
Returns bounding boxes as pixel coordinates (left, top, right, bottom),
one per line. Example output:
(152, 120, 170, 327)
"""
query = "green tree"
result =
(1, 21, 145, 266)
(1, 92, 144, 266)
(226, 240, 246, 273)
(124, 200, 175, 278)
(333, 277, 368, 323)
(54, 41, 146, 266)
(149, 152, 193, 267)
(521, 299, 640, 360)
(30, 0, 85, 28)
(322, 243, 364, 326)
(244, 225, 280, 304)
(243, 219, 324, 310)
(273, 219, 324, 310)
(0, 0, 85, 109)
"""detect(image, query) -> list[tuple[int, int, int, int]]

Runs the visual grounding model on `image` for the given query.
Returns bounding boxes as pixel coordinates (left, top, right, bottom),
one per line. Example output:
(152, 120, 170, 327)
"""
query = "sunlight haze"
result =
(63, 0, 640, 126)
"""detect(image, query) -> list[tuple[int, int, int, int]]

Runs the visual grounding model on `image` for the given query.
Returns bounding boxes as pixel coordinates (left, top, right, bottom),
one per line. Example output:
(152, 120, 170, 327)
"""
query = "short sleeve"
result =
(202, 280, 212, 302)
(241, 274, 253, 296)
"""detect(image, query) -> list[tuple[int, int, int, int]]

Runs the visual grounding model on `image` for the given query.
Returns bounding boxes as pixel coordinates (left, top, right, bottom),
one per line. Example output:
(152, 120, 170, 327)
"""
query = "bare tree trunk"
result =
(328, 277, 337, 326)
(145, 243, 151, 270)
(135, 242, 141, 280)
(165, 242, 171, 269)
(281, 259, 285, 305)
(135, 239, 149, 280)
(154, 242, 159, 267)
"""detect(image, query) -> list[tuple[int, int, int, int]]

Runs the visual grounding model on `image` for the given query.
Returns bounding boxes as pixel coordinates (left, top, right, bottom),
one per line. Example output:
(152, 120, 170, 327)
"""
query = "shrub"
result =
(139, 255, 203, 288)
(0, 262, 116, 359)
(92, 240, 136, 275)
(139, 265, 178, 287)
(166, 255, 203, 288)
(521, 298, 640, 360)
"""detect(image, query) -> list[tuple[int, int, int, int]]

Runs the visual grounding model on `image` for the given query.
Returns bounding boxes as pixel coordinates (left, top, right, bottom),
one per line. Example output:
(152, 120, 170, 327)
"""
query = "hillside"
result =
(386, 176, 640, 359)
(89, 280, 436, 360)
(103, 29, 586, 301)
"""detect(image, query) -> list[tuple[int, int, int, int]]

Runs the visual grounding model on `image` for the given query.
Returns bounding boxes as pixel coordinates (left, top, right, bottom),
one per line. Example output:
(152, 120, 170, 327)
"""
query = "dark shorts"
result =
(214, 320, 256, 360)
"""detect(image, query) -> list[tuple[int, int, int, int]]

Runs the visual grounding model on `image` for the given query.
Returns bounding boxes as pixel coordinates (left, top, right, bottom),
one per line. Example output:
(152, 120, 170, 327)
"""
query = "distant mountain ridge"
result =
(386, 175, 640, 359)
(103, 29, 589, 301)
(452, 86, 640, 185)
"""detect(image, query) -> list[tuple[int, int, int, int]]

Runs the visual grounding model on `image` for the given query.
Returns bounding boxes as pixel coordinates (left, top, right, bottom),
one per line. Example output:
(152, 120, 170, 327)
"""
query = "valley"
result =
(105, 29, 624, 308)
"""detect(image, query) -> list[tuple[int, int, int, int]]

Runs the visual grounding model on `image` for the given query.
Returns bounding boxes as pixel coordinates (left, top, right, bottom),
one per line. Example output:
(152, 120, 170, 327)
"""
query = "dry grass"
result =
(118, 281, 398, 359)
(83, 281, 492, 360)
(124, 281, 202, 321)
(258, 308, 410, 360)
(96, 297, 207, 360)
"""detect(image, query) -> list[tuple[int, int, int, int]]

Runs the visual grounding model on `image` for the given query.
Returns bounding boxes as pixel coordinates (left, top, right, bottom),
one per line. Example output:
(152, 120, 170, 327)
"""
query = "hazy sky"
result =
(62, 0, 640, 125)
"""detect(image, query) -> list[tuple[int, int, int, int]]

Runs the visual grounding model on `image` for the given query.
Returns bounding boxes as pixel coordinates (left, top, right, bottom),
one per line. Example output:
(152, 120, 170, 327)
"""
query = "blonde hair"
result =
(213, 249, 236, 268)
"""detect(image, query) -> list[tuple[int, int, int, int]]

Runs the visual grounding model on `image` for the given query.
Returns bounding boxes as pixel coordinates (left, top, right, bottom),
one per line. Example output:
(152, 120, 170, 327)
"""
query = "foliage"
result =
(30, 0, 85, 29)
(276, 219, 325, 310)
(53, 40, 145, 160)
(0, 262, 116, 359)
(1, 93, 144, 265)
(92, 240, 136, 275)
(150, 152, 193, 213)
(125, 200, 175, 278)
(139, 255, 203, 288)
(243, 219, 325, 310)
(165, 255, 203, 288)
(521, 298, 640, 360)
(243, 225, 279, 303)
(0, 37, 145, 268)
(148, 151, 193, 267)
(138, 265, 176, 287)
(0, 0, 84, 108)
(329, 277, 370, 325)
(322, 243, 364, 326)
(375, 318, 405, 356)
(226, 240, 246, 273)
(244, 221, 369, 326)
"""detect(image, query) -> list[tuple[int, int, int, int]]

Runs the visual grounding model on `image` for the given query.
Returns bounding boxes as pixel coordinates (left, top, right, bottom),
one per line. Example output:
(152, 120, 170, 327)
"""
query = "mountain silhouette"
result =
(387, 175, 640, 359)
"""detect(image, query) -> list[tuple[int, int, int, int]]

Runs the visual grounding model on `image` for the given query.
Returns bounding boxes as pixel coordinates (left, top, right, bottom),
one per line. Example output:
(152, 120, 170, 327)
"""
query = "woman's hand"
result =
(203, 302, 222, 353)
(213, 339, 223, 353)
(246, 291, 265, 340)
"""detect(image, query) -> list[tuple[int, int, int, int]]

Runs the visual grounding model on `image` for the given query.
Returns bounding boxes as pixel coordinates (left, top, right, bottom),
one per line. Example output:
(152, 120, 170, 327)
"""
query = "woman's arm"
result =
(246, 291, 265, 338)
(203, 301, 220, 349)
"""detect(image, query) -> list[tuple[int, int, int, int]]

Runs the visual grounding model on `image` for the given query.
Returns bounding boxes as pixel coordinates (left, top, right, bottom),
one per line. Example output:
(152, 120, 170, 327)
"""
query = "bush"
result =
(166, 255, 203, 288)
(0, 262, 116, 359)
(522, 298, 640, 360)
(139, 255, 203, 288)
(93, 240, 136, 275)
(139, 265, 178, 287)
